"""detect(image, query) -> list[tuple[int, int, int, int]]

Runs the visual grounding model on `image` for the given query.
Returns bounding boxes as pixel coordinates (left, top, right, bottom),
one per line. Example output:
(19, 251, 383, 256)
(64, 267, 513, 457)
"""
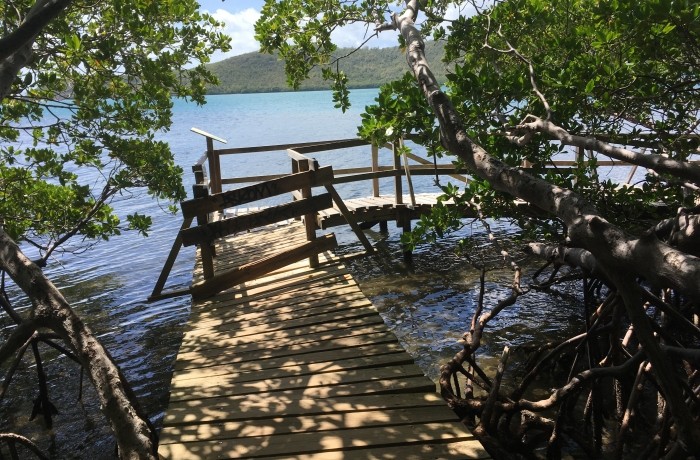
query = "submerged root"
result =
(440, 256, 700, 459)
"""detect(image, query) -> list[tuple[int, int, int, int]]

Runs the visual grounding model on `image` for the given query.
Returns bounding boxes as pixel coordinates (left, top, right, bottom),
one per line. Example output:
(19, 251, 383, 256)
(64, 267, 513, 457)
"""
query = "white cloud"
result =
(209, 8, 261, 62)
(331, 22, 400, 50)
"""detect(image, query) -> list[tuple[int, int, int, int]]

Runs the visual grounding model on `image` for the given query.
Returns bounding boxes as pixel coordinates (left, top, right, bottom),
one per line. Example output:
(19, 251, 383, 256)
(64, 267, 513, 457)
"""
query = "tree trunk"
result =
(0, 228, 156, 460)
(393, 0, 700, 452)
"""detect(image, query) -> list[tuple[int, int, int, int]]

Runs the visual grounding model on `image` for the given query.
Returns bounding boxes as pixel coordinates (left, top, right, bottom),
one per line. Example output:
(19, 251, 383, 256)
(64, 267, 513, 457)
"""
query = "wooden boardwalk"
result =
(158, 221, 490, 459)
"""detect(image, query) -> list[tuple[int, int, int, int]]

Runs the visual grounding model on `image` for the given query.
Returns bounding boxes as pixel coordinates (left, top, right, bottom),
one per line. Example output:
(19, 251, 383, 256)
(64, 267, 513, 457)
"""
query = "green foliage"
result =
(0, 0, 230, 255)
(255, 0, 699, 246)
(440, 0, 699, 234)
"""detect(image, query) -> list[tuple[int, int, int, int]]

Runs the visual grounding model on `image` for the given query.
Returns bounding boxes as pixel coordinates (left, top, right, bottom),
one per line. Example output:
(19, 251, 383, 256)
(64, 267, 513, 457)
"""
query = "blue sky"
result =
(197, 0, 404, 63)
(197, 1, 474, 63)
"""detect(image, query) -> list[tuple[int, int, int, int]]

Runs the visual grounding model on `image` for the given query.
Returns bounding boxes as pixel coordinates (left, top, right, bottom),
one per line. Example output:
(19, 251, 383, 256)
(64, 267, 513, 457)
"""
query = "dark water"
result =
(0, 89, 590, 458)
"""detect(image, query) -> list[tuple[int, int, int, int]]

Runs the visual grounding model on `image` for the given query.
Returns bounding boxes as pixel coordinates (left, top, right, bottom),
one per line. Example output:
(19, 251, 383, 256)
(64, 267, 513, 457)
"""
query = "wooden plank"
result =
(162, 392, 448, 426)
(252, 440, 491, 460)
(187, 300, 376, 338)
(212, 139, 357, 156)
(177, 322, 391, 355)
(173, 342, 407, 376)
(174, 331, 401, 370)
(167, 365, 434, 402)
(192, 272, 359, 315)
(193, 270, 361, 306)
(181, 167, 333, 218)
(192, 261, 346, 307)
(178, 316, 389, 353)
(181, 304, 379, 343)
(170, 351, 415, 387)
(190, 234, 338, 300)
(158, 421, 478, 459)
(181, 194, 333, 247)
(148, 216, 194, 301)
(291, 138, 369, 154)
(159, 406, 467, 444)
(190, 294, 370, 331)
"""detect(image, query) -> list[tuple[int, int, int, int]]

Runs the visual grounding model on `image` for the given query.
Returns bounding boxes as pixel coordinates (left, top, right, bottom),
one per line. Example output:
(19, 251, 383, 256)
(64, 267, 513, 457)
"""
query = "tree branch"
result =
(514, 115, 700, 186)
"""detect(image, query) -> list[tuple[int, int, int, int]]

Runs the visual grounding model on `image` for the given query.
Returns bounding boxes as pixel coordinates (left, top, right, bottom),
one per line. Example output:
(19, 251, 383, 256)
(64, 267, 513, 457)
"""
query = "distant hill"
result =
(205, 41, 448, 94)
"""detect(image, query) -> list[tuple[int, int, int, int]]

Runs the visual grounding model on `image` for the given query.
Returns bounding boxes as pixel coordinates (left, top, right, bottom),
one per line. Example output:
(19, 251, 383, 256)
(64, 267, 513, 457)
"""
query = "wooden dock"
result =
(158, 221, 490, 459)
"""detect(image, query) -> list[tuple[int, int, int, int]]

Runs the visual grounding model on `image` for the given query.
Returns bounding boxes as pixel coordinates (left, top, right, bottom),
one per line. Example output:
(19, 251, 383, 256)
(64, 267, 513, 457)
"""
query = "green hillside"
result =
(206, 41, 447, 94)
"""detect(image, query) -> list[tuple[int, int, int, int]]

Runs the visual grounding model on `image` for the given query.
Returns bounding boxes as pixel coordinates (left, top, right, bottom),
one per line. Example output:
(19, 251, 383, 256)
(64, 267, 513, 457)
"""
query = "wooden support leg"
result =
(397, 210, 413, 264)
(379, 220, 388, 233)
(193, 184, 215, 279)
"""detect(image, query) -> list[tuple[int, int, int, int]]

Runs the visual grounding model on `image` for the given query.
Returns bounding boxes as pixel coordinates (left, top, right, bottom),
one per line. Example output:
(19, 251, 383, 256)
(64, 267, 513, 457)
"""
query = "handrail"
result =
(150, 134, 660, 302)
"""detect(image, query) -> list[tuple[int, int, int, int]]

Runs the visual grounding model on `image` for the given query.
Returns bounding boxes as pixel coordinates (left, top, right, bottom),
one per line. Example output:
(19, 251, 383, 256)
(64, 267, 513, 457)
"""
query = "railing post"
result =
(298, 158, 319, 268)
(193, 184, 215, 279)
(371, 143, 379, 197)
(192, 163, 207, 186)
(191, 127, 226, 194)
(393, 141, 403, 205)
(206, 137, 223, 194)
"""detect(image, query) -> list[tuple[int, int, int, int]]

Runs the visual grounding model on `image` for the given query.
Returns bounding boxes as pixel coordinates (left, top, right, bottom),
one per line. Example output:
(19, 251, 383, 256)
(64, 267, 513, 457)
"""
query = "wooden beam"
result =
(324, 184, 374, 254)
(181, 194, 334, 247)
(193, 184, 215, 279)
(181, 167, 333, 218)
(148, 216, 194, 301)
(190, 234, 338, 300)
(213, 139, 359, 156)
(292, 138, 369, 154)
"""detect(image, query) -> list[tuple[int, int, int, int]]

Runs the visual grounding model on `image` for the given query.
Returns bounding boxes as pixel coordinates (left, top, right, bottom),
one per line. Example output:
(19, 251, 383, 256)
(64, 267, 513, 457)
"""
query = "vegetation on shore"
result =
(206, 41, 447, 94)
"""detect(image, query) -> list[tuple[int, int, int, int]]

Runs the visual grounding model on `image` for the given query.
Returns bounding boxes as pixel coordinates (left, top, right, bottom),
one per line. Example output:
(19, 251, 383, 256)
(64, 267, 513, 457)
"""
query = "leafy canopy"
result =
(257, 0, 699, 242)
(0, 0, 230, 257)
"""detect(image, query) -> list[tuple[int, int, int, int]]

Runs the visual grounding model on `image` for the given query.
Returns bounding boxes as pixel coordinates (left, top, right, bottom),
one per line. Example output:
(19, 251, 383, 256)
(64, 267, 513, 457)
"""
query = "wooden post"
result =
(299, 159, 319, 268)
(191, 127, 226, 194)
(371, 144, 379, 197)
(193, 184, 215, 279)
(393, 141, 403, 205)
(397, 209, 413, 264)
(373, 143, 389, 232)
(192, 163, 207, 186)
(400, 138, 416, 207)
(206, 137, 223, 194)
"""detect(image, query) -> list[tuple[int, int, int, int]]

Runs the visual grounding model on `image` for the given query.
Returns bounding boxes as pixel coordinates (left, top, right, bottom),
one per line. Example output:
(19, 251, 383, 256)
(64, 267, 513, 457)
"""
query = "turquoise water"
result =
(0, 89, 583, 458)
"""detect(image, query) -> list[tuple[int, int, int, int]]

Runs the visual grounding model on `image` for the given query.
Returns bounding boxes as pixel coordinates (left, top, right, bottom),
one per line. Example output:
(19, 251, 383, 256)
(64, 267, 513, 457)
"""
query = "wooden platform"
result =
(317, 193, 455, 230)
(158, 221, 490, 459)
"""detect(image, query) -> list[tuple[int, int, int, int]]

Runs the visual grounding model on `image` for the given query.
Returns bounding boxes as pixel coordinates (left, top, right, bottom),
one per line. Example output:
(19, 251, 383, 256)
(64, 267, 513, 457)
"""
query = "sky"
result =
(197, 1, 478, 63)
(197, 0, 404, 63)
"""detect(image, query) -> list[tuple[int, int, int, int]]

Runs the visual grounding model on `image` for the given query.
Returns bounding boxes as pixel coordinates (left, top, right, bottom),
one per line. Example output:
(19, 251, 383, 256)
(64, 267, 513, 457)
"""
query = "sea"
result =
(0, 89, 592, 458)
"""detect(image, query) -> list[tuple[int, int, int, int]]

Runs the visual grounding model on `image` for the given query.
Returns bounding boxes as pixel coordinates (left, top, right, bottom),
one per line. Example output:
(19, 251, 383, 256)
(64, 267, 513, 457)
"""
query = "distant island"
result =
(205, 41, 448, 94)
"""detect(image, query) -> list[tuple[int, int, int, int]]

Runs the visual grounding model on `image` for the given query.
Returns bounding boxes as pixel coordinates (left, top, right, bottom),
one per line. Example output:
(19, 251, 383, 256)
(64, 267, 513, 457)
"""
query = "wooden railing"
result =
(150, 130, 651, 302)
(149, 161, 343, 301)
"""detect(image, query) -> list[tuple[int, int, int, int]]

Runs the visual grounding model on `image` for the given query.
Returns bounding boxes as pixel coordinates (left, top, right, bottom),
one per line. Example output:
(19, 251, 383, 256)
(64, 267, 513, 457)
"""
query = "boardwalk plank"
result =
(174, 330, 401, 370)
(159, 406, 468, 443)
(177, 322, 391, 355)
(168, 364, 431, 401)
(181, 305, 379, 344)
(253, 440, 491, 460)
(159, 215, 489, 459)
(189, 294, 372, 331)
(178, 319, 390, 354)
(171, 349, 414, 384)
(163, 393, 447, 426)
(158, 422, 481, 459)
